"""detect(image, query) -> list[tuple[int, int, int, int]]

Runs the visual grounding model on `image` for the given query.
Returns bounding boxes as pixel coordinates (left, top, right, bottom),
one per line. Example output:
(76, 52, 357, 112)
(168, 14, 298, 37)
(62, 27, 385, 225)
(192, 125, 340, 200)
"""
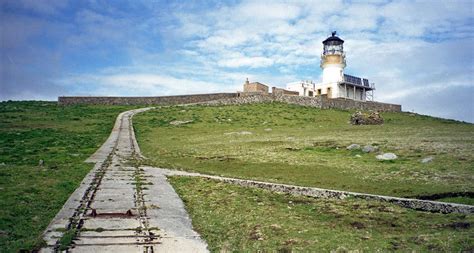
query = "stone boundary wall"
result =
(154, 168, 474, 214)
(198, 94, 401, 112)
(58, 93, 401, 112)
(321, 96, 402, 112)
(58, 93, 238, 105)
(198, 94, 323, 108)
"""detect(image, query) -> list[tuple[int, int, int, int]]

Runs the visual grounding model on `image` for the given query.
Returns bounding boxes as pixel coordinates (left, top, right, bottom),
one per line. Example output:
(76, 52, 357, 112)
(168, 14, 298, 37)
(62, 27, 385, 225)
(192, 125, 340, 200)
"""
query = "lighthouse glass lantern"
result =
(323, 31, 344, 55)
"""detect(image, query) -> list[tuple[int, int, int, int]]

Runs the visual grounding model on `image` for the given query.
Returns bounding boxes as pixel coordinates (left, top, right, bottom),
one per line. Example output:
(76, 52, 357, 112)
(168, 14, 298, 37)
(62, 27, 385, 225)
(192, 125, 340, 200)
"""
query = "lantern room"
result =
(323, 31, 344, 55)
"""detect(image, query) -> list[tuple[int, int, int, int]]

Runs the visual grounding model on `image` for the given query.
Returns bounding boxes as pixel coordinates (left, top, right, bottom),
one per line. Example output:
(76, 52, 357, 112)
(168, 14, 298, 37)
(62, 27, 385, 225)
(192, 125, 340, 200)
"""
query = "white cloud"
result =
(218, 56, 274, 68)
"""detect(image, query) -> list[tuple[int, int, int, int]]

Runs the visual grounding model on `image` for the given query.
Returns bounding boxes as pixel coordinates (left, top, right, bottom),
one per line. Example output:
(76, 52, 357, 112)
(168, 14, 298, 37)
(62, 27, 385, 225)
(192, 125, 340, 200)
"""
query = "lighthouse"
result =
(286, 31, 374, 101)
(321, 31, 345, 85)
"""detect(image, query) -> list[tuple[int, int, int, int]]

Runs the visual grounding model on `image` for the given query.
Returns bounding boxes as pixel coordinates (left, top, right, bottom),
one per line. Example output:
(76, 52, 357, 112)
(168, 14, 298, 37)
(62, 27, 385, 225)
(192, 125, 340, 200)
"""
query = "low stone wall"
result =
(321, 97, 402, 112)
(58, 93, 401, 112)
(200, 94, 274, 105)
(274, 94, 323, 108)
(155, 168, 474, 214)
(198, 94, 401, 112)
(58, 93, 238, 105)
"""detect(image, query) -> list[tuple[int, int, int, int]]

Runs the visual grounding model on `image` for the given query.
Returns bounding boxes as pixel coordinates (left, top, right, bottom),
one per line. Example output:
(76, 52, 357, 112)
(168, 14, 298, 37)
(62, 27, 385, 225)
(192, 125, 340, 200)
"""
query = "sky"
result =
(1, 0, 473, 122)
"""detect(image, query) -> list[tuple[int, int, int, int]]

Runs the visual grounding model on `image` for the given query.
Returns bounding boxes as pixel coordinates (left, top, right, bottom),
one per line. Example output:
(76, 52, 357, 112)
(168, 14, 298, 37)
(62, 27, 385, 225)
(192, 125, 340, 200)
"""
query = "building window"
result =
(317, 89, 321, 95)
(308, 91, 314, 96)
(327, 87, 332, 98)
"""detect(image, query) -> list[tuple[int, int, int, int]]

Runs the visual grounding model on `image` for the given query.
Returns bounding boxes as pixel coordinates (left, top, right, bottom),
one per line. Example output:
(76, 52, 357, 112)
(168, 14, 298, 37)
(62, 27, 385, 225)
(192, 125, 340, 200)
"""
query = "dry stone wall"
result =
(321, 96, 401, 112)
(58, 93, 238, 105)
(198, 94, 401, 112)
(58, 93, 401, 112)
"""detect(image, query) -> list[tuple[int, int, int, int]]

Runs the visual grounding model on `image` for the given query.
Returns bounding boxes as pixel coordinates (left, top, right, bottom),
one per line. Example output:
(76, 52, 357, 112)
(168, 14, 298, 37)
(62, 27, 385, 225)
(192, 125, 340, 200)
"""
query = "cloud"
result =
(218, 56, 274, 68)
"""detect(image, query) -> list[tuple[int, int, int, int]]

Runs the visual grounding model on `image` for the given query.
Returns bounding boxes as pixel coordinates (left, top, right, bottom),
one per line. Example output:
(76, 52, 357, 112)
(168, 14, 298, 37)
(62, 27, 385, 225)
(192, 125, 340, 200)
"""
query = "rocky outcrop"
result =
(350, 111, 384, 125)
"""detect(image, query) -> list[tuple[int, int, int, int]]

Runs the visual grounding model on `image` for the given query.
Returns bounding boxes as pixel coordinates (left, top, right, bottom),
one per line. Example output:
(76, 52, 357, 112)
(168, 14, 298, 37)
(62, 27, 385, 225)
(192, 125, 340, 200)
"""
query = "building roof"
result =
(323, 31, 344, 45)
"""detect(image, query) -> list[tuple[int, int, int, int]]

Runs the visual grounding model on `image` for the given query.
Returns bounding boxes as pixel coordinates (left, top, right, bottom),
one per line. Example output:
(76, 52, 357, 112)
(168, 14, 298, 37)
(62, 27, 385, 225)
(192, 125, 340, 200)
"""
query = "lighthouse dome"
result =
(323, 31, 344, 45)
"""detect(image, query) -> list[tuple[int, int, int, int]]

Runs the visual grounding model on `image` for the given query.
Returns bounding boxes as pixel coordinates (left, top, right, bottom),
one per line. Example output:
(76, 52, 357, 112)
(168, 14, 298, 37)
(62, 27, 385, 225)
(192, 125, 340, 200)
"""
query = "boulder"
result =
(350, 111, 384, 125)
(376, 153, 398, 160)
(169, 120, 193, 126)
(362, 145, 378, 153)
(421, 156, 434, 163)
(346, 144, 360, 150)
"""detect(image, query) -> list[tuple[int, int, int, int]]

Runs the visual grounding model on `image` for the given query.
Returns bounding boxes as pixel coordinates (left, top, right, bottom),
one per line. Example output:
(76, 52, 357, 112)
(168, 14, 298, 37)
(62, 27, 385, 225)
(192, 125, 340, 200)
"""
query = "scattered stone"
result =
(361, 235, 371, 240)
(264, 128, 272, 131)
(249, 225, 264, 241)
(224, 131, 253, 135)
(270, 224, 282, 230)
(350, 111, 384, 125)
(38, 159, 44, 166)
(284, 238, 298, 245)
(346, 144, 360, 150)
(376, 153, 398, 160)
(0, 162, 5, 166)
(362, 145, 378, 153)
(169, 120, 193, 126)
(421, 156, 434, 163)
(355, 154, 362, 158)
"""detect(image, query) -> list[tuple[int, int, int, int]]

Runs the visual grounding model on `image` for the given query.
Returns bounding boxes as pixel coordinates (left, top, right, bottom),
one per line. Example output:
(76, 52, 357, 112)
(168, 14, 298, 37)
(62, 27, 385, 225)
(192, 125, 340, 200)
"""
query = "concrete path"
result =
(41, 108, 208, 252)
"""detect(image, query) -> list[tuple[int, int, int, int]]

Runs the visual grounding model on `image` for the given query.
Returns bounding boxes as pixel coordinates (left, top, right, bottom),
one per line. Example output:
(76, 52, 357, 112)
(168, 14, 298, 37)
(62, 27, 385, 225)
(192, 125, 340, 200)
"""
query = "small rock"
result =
(361, 235, 371, 240)
(0, 162, 5, 166)
(355, 154, 362, 158)
(421, 156, 434, 163)
(239, 131, 252, 135)
(270, 224, 282, 230)
(38, 159, 44, 166)
(264, 128, 272, 131)
(376, 153, 398, 160)
(169, 120, 193, 126)
(225, 131, 253, 135)
(346, 144, 360, 150)
(362, 145, 378, 153)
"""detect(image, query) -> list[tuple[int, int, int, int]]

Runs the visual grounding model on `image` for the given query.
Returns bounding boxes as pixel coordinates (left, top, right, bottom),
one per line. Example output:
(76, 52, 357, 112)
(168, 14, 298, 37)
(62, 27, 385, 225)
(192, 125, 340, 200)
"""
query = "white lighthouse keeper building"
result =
(286, 32, 374, 101)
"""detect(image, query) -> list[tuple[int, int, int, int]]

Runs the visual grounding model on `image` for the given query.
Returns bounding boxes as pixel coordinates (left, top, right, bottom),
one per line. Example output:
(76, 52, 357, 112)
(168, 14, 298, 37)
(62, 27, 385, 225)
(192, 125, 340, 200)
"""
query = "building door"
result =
(308, 91, 314, 97)
(327, 87, 332, 98)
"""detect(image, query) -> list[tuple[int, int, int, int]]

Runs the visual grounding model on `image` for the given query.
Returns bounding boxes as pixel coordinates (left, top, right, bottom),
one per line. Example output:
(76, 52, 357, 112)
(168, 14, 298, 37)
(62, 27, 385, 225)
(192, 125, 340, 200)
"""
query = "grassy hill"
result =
(0, 101, 134, 252)
(134, 102, 474, 251)
(134, 102, 474, 202)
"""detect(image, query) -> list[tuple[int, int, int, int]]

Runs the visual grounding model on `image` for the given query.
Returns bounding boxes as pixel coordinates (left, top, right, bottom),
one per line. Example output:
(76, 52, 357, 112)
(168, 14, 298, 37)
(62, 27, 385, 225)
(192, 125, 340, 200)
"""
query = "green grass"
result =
(134, 103, 474, 200)
(170, 176, 473, 252)
(0, 101, 134, 252)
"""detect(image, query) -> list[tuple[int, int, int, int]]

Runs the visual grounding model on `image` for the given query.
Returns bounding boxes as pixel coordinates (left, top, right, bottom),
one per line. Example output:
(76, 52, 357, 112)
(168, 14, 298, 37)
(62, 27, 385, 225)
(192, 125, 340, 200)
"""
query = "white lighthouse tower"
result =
(321, 31, 345, 88)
